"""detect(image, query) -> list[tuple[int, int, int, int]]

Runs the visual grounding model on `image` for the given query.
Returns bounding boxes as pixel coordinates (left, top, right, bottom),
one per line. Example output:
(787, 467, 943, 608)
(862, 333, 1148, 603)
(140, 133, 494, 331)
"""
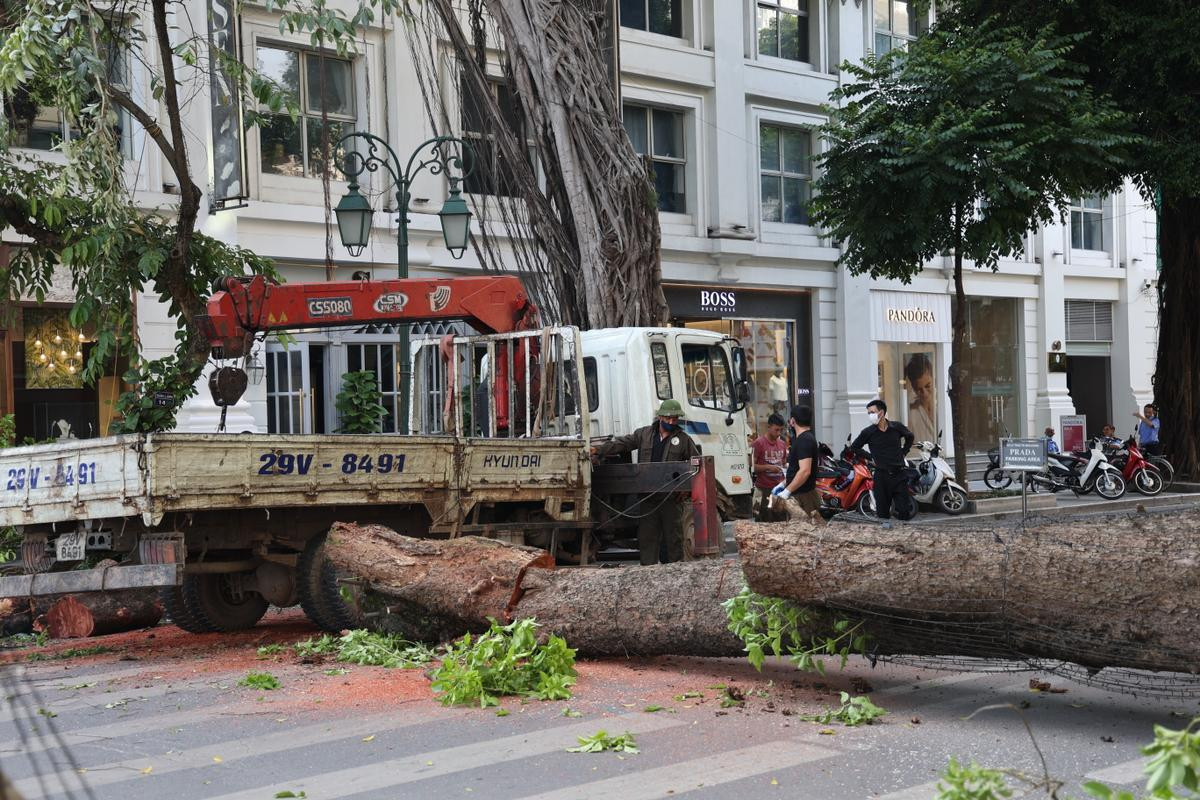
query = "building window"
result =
(1070, 195, 1104, 251)
(256, 45, 354, 180)
(460, 77, 537, 198)
(622, 104, 686, 213)
(1065, 300, 1114, 342)
(4, 48, 133, 157)
(874, 0, 919, 54)
(619, 0, 681, 37)
(345, 343, 399, 433)
(757, 0, 809, 63)
(759, 124, 811, 224)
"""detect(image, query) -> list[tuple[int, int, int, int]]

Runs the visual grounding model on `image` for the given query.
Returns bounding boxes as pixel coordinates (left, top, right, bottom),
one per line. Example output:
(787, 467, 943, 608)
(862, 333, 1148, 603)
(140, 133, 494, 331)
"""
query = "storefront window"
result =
(876, 344, 939, 444)
(960, 297, 1020, 452)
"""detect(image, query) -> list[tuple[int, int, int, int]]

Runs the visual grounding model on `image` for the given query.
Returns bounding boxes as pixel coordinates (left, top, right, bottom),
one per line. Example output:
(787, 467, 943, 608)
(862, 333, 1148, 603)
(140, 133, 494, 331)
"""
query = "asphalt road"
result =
(3, 631, 1195, 800)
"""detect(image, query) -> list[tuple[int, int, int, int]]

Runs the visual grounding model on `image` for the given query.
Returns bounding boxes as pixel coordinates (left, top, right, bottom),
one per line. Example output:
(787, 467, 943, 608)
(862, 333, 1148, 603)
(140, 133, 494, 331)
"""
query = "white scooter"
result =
(1027, 440, 1126, 499)
(908, 440, 969, 515)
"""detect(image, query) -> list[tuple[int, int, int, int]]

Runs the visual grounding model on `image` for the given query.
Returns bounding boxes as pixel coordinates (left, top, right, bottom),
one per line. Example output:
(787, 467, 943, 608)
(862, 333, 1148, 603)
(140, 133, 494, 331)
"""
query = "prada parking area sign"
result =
(1000, 437, 1048, 472)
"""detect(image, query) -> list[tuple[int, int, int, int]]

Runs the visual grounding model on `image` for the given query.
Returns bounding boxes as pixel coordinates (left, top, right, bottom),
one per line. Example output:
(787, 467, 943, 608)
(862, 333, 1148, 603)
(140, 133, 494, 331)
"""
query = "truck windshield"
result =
(681, 343, 734, 412)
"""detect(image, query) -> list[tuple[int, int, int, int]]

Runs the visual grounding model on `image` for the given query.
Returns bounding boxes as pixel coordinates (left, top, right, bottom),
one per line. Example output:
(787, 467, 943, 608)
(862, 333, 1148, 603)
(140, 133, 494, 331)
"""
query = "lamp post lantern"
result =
(333, 133, 474, 435)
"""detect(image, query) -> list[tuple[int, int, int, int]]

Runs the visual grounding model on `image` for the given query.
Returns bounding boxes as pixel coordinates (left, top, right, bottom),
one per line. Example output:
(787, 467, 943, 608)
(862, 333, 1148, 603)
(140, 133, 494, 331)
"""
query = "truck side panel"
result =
(0, 436, 146, 527)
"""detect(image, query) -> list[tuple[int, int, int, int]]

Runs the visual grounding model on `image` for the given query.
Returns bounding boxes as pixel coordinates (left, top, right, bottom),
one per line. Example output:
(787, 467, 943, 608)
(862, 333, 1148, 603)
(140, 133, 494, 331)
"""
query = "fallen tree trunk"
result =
(36, 590, 162, 639)
(324, 523, 756, 656)
(0, 596, 52, 637)
(735, 512, 1200, 674)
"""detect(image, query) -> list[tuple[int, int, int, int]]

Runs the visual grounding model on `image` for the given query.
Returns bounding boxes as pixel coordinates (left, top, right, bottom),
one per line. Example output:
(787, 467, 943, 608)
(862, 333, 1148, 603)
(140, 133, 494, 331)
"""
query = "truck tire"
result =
(297, 532, 363, 633)
(182, 573, 268, 632)
(160, 585, 215, 634)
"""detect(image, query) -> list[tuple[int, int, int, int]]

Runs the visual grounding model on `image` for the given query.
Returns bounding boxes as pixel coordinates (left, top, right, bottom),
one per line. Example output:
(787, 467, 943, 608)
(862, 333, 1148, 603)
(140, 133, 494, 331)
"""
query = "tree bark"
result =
(950, 207, 970, 485)
(735, 514, 1200, 674)
(323, 523, 753, 656)
(1153, 191, 1200, 478)
(36, 591, 162, 639)
(0, 597, 53, 637)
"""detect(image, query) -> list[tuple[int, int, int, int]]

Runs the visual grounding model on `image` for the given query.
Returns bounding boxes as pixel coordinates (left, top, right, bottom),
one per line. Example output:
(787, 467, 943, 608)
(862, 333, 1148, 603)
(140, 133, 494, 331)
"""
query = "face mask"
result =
(660, 421, 678, 432)
(868, 412, 880, 425)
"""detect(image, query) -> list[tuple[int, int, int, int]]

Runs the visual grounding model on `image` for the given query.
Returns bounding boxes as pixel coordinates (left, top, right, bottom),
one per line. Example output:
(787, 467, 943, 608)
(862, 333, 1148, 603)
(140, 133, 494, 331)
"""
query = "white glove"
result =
(772, 485, 791, 500)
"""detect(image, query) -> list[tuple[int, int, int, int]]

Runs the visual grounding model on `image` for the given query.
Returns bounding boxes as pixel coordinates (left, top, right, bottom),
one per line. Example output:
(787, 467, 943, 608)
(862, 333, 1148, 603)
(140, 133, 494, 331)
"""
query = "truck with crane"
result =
(0, 274, 753, 633)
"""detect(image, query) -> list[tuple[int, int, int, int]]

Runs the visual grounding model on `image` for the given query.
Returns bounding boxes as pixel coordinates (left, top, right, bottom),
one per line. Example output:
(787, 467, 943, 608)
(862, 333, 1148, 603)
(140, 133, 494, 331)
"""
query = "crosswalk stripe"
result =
(874, 779, 943, 799)
(20, 664, 163, 688)
(13, 708, 457, 798)
(0, 673, 223, 725)
(514, 739, 838, 800)
(0, 699, 284, 761)
(1086, 757, 1148, 785)
(205, 712, 689, 800)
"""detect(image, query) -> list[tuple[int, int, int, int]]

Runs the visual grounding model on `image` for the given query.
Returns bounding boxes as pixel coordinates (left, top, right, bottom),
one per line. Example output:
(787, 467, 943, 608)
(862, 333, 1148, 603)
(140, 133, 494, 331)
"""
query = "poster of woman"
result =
(904, 351, 938, 444)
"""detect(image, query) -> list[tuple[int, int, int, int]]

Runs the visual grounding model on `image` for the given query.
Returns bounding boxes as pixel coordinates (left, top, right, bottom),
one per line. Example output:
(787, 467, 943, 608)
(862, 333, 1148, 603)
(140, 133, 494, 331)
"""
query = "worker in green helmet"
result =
(590, 399, 700, 565)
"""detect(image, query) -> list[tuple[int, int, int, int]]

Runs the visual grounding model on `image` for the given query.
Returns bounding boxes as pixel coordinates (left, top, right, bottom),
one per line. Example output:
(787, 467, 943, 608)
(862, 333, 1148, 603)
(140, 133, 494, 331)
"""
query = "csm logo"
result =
(429, 286, 452, 312)
(699, 290, 736, 313)
(374, 292, 409, 314)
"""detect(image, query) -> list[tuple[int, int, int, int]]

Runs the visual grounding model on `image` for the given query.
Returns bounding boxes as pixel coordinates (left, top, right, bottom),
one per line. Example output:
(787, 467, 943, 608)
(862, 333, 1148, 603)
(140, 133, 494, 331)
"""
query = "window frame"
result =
(873, 0, 921, 55)
(255, 42, 357, 181)
(680, 342, 736, 413)
(622, 102, 688, 214)
(755, 0, 810, 64)
(618, 0, 683, 38)
(1069, 195, 1106, 253)
(758, 122, 813, 226)
(459, 75, 543, 199)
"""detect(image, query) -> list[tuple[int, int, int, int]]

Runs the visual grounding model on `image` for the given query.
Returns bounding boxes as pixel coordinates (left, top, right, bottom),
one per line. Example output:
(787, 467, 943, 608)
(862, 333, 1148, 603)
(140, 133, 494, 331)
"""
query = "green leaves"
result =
(810, 19, 1138, 283)
(430, 618, 577, 708)
(335, 371, 389, 434)
(802, 692, 887, 728)
(291, 630, 435, 668)
(238, 672, 281, 690)
(722, 587, 867, 675)
(934, 757, 1013, 800)
(567, 730, 639, 754)
(1141, 718, 1200, 798)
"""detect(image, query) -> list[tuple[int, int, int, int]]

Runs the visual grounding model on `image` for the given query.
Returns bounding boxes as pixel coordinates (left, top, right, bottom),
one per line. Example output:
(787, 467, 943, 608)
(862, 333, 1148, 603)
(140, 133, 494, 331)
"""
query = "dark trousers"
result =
(872, 467, 913, 520)
(635, 495, 686, 565)
(1142, 441, 1163, 457)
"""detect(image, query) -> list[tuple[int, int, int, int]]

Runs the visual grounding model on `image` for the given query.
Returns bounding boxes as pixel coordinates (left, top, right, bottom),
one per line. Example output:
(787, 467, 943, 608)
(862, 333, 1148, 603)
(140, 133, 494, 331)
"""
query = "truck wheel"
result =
(297, 532, 363, 633)
(182, 572, 268, 632)
(160, 585, 215, 634)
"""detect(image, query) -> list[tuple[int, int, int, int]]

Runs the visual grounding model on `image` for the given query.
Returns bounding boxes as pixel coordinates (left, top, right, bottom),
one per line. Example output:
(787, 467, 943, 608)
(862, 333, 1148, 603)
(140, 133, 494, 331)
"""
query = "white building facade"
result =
(0, 0, 1159, 456)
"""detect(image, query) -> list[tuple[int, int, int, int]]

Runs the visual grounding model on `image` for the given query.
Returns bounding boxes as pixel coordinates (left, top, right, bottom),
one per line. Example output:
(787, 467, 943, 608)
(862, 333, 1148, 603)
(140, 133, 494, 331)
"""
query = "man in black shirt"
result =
(850, 399, 915, 527)
(771, 405, 821, 515)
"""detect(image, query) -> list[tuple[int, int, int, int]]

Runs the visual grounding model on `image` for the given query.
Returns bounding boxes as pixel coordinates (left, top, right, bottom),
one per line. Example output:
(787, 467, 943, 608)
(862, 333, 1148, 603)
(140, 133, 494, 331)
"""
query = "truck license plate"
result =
(56, 531, 86, 562)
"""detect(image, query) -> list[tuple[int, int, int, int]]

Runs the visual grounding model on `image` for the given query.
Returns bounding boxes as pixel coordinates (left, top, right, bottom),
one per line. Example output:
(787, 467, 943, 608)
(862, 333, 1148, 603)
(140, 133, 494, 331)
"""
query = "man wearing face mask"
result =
(590, 399, 700, 564)
(850, 399, 915, 529)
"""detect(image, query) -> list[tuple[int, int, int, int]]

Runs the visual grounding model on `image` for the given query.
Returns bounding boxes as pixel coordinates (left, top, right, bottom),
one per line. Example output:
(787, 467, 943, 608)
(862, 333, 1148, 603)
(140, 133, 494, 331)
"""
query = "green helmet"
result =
(656, 399, 686, 418)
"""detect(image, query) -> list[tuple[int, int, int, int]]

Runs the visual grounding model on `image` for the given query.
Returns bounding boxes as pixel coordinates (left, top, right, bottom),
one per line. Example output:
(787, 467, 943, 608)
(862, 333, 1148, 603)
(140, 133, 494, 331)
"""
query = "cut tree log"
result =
(735, 511, 1200, 674)
(0, 596, 52, 637)
(323, 523, 757, 656)
(36, 590, 162, 639)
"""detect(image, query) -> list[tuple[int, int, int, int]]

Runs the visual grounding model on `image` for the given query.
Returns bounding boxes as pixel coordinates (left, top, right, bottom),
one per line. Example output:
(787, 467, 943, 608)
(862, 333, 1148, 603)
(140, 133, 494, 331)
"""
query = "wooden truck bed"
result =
(0, 433, 591, 529)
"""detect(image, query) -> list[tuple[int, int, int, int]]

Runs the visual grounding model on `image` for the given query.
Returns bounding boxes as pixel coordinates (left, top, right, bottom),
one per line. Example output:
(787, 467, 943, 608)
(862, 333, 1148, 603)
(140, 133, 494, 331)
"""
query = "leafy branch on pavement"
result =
(933, 705, 1200, 800)
(801, 692, 887, 727)
(567, 730, 639, 754)
(238, 672, 280, 691)
(723, 587, 868, 674)
(292, 630, 437, 668)
(430, 618, 576, 708)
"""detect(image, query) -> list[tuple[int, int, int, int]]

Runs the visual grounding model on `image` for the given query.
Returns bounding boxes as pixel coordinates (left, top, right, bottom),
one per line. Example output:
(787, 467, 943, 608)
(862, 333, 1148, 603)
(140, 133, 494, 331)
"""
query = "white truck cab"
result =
(579, 327, 753, 517)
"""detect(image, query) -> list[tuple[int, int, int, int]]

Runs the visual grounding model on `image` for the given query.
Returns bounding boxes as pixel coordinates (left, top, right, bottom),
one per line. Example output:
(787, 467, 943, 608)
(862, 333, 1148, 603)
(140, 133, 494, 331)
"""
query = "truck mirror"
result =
(732, 347, 748, 383)
(736, 380, 750, 403)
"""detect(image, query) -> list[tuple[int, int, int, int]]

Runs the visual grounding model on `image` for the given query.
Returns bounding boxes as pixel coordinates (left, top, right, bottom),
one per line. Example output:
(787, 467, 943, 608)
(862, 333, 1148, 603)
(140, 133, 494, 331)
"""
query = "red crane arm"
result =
(198, 274, 538, 357)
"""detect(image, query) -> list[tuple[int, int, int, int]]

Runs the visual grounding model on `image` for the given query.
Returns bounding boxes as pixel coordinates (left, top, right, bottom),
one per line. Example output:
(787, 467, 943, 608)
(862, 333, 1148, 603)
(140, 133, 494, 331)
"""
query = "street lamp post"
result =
(333, 133, 474, 435)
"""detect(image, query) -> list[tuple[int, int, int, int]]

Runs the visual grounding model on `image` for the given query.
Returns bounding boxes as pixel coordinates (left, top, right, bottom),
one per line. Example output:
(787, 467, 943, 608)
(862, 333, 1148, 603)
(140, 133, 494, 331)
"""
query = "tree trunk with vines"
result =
(1153, 192, 1200, 478)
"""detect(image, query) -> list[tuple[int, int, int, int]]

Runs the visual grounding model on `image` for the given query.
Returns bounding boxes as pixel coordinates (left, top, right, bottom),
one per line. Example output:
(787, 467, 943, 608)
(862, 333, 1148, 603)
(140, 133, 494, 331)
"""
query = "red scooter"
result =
(815, 443, 875, 517)
(1103, 436, 1165, 496)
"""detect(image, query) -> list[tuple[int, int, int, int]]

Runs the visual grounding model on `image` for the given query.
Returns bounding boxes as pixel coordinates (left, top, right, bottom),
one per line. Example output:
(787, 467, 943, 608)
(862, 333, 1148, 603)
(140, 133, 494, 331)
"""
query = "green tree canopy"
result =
(810, 20, 1136, 478)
